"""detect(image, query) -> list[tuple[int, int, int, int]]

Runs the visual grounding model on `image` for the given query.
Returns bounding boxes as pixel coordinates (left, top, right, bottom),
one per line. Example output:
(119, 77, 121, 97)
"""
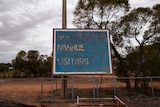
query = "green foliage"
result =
(124, 43, 160, 89)
(143, 43, 160, 76)
(73, 0, 130, 89)
(126, 43, 160, 76)
(118, 4, 160, 79)
(12, 50, 52, 77)
(0, 63, 12, 72)
(73, 1, 160, 90)
(148, 4, 160, 43)
(119, 7, 153, 40)
(13, 50, 27, 71)
(73, 0, 129, 29)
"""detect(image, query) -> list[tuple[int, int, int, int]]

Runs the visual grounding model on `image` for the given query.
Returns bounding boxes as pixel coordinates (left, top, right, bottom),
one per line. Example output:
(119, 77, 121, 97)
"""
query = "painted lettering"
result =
(57, 44, 85, 51)
(57, 58, 89, 65)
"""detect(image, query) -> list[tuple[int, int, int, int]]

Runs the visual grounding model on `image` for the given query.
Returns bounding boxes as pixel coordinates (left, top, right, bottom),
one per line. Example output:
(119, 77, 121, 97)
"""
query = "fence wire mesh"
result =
(0, 76, 160, 107)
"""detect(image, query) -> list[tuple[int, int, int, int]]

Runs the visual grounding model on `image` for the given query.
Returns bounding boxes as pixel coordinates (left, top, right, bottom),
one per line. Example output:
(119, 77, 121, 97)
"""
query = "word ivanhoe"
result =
(57, 44, 89, 65)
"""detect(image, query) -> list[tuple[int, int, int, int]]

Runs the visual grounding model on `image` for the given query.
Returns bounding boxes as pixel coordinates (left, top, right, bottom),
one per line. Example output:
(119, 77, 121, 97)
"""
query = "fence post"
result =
(96, 78, 99, 98)
(77, 96, 79, 107)
(112, 77, 117, 95)
(41, 78, 43, 100)
(51, 76, 54, 103)
(92, 76, 96, 100)
(72, 76, 74, 103)
(150, 77, 155, 99)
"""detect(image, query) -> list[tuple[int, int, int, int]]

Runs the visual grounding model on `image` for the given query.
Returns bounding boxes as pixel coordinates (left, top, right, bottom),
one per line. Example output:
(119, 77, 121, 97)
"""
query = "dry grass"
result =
(0, 76, 160, 107)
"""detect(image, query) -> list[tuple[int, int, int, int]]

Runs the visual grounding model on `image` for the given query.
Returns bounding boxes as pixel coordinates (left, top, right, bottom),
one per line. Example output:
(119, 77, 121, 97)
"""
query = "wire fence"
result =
(0, 76, 160, 106)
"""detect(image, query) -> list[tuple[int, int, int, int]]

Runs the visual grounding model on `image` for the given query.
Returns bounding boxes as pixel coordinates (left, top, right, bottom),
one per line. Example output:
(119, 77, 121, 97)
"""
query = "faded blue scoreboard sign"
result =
(53, 29, 112, 75)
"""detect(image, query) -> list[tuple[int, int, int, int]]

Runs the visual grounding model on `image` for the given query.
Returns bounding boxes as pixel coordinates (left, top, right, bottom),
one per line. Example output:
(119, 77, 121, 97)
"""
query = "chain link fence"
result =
(0, 76, 160, 106)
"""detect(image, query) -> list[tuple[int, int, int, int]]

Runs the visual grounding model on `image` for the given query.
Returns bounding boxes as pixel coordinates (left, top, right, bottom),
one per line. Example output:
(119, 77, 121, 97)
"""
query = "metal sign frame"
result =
(53, 29, 112, 75)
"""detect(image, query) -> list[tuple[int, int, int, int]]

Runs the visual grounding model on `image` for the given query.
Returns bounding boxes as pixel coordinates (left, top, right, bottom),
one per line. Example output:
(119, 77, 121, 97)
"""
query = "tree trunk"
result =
(111, 44, 131, 90)
(134, 75, 138, 91)
(135, 44, 144, 91)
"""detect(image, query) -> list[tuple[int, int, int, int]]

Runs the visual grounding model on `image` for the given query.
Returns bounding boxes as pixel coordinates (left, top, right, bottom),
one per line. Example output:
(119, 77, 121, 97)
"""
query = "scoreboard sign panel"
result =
(53, 29, 112, 75)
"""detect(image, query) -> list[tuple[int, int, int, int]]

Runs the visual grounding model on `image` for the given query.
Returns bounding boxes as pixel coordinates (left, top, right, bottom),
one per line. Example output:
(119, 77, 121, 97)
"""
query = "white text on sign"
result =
(57, 44, 85, 51)
(57, 58, 89, 65)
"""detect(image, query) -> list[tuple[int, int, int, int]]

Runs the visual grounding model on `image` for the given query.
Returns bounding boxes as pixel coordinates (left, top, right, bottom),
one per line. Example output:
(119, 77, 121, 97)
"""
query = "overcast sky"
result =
(0, 0, 159, 63)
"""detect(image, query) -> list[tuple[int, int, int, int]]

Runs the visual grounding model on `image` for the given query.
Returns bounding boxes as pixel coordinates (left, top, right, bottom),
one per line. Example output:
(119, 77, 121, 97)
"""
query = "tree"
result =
(146, 4, 160, 43)
(143, 43, 160, 76)
(126, 43, 160, 88)
(12, 50, 27, 72)
(26, 50, 41, 77)
(0, 63, 12, 72)
(73, 0, 131, 90)
(118, 4, 160, 89)
(73, 0, 129, 29)
(118, 7, 154, 89)
(12, 50, 51, 77)
(43, 56, 52, 76)
(38, 55, 51, 76)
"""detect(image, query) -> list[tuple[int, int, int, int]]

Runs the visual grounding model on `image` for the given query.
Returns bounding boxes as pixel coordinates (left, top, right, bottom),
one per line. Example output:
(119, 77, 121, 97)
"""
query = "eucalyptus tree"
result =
(73, 0, 131, 89)
(38, 55, 50, 76)
(126, 43, 160, 88)
(146, 4, 160, 43)
(143, 43, 160, 76)
(118, 7, 159, 89)
(0, 63, 11, 72)
(12, 50, 27, 72)
(73, 0, 129, 29)
(13, 50, 50, 77)
(26, 50, 41, 77)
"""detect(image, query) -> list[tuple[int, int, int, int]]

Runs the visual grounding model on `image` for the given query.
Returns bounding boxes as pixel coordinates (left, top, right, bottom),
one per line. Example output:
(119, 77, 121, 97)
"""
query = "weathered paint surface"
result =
(53, 29, 112, 74)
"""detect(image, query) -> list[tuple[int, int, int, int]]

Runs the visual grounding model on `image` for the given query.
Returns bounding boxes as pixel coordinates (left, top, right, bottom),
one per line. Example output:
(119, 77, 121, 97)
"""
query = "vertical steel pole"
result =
(112, 77, 117, 95)
(92, 76, 96, 100)
(61, 0, 67, 98)
(51, 76, 54, 103)
(62, 0, 67, 28)
(151, 77, 155, 99)
(41, 78, 43, 101)
(72, 76, 74, 103)
(96, 79, 99, 98)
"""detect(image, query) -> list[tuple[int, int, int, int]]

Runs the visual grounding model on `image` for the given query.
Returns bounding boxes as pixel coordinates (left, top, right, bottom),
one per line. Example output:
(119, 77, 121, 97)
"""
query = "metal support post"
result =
(61, 0, 67, 98)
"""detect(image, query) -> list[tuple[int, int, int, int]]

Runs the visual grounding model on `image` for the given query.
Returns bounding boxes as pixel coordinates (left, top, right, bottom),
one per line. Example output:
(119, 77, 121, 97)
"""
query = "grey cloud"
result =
(0, 0, 60, 63)
(1, 0, 159, 63)
(0, 1, 54, 39)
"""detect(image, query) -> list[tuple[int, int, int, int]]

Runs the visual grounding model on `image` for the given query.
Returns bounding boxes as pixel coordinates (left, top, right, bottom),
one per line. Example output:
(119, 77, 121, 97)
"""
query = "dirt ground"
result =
(0, 76, 160, 107)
